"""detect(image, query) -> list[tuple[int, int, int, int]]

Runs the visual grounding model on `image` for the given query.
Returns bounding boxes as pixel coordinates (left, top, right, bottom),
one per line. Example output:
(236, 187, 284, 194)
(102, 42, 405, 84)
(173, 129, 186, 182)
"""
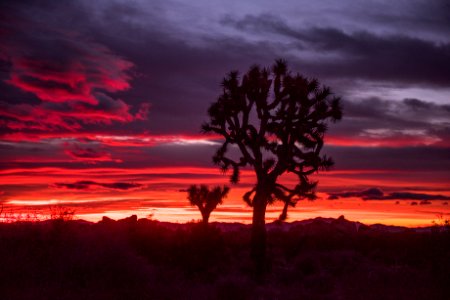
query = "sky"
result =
(1, 0, 449, 226)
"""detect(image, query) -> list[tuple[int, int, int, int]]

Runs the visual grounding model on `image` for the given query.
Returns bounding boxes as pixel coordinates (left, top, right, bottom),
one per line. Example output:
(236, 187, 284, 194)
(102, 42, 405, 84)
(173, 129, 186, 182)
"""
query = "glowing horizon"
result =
(1, 166, 448, 227)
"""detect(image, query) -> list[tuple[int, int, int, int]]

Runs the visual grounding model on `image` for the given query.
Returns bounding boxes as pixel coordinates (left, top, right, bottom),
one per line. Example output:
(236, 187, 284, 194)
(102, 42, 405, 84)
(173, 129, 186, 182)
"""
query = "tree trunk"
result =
(251, 187, 268, 280)
(279, 201, 289, 221)
(201, 210, 210, 225)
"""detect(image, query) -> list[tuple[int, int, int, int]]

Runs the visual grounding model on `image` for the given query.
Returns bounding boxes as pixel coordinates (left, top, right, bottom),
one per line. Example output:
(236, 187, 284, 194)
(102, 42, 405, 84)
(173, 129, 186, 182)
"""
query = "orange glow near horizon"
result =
(1, 165, 449, 227)
(2, 197, 448, 227)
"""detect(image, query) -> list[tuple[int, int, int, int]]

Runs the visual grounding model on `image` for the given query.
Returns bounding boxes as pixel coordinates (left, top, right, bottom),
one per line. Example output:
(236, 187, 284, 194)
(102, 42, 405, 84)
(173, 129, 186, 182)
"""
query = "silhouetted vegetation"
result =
(187, 185, 229, 224)
(0, 216, 448, 299)
(202, 59, 342, 275)
(0, 205, 75, 223)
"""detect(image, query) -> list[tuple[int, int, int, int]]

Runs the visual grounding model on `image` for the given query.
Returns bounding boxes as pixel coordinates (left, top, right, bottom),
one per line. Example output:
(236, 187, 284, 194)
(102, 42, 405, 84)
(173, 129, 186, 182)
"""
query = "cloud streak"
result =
(52, 181, 144, 191)
(328, 188, 450, 201)
(63, 140, 121, 163)
(328, 97, 450, 147)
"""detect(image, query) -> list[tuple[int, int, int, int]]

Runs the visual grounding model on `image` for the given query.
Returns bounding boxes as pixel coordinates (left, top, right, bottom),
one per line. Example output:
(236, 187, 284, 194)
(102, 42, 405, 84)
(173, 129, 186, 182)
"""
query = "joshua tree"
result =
(202, 59, 342, 276)
(187, 185, 230, 224)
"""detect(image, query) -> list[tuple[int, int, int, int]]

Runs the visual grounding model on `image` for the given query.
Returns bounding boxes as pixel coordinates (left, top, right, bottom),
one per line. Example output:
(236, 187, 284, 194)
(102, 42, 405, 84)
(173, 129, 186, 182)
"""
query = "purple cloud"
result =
(329, 188, 450, 201)
(53, 181, 144, 191)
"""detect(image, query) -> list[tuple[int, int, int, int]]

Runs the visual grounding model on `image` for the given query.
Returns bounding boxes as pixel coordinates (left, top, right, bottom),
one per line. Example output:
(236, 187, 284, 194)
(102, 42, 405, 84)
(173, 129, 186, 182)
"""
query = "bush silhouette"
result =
(187, 185, 229, 224)
(202, 59, 342, 276)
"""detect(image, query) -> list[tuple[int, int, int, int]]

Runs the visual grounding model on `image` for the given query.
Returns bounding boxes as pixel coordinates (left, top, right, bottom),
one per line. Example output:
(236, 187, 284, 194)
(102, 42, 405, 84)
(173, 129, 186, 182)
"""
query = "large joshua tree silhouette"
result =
(187, 185, 230, 224)
(202, 59, 342, 275)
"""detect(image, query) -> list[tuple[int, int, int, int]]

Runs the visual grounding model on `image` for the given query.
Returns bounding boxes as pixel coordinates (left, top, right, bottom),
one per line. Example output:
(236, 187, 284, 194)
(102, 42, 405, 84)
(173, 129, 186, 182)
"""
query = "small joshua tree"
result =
(187, 185, 230, 224)
(202, 59, 342, 275)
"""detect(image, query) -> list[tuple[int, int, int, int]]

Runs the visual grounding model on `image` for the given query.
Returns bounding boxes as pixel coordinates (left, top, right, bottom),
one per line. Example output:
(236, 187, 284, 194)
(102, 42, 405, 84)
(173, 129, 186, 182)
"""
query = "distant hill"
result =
(96, 214, 435, 234)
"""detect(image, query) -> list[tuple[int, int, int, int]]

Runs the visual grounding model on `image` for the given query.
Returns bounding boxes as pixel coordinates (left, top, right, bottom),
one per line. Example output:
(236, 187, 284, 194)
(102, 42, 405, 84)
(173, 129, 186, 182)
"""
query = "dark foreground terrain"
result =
(1, 216, 449, 300)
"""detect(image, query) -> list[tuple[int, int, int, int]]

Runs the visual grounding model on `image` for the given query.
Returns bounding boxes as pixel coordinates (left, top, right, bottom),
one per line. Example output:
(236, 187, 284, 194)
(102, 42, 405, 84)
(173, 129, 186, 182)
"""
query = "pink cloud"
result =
(0, 23, 150, 137)
(6, 38, 133, 105)
(135, 103, 151, 121)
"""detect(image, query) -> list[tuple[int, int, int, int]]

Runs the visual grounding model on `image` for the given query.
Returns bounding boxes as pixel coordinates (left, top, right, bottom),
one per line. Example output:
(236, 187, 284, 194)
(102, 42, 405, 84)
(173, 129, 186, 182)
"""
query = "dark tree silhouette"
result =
(202, 59, 342, 276)
(187, 185, 230, 224)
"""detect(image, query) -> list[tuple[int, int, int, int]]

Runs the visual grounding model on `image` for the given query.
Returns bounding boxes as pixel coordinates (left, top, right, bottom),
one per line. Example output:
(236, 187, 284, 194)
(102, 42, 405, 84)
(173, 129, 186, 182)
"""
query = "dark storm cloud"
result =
(364, 0, 450, 37)
(85, 28, 277, 134)
(342, 98, 450, 123)
(222, 14, 450, 86)
(53, 181, 144, 191)
(387, 192, 449, 201)
(328, 188, 450, 201)
(328, 188, 384, 200)
(402, 98, 450, 112)
(325, 146, 450, 171)
(328, 97, 450, 147)
(63, 140, 120, 163)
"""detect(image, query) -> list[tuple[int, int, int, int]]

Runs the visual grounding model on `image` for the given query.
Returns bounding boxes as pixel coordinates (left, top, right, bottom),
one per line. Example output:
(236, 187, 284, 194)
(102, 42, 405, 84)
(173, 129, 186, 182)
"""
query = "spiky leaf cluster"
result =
(187, 185, 230, 214)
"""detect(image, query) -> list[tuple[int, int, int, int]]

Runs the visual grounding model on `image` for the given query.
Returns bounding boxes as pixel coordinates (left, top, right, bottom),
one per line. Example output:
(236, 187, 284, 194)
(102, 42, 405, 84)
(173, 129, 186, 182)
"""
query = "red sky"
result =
(1, 0, 449, 226)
